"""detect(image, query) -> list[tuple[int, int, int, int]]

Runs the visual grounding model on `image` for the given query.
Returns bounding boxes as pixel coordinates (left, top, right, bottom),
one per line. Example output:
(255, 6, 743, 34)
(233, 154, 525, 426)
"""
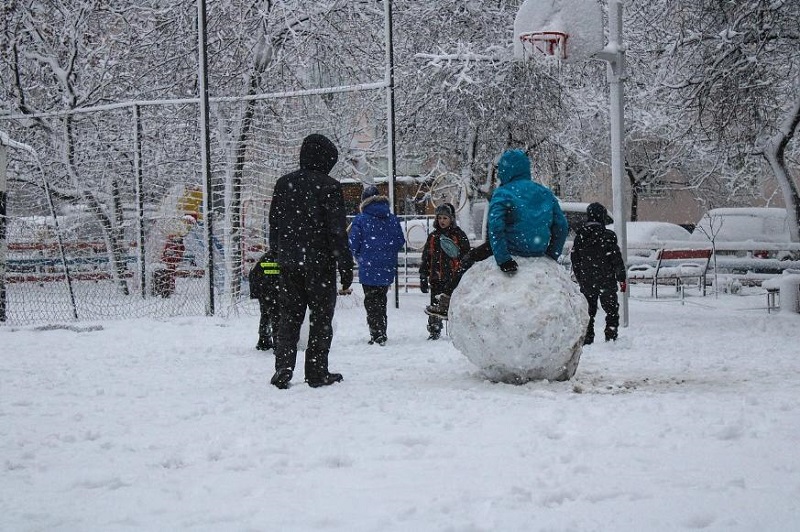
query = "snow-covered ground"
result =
(2, 283, 799, 531)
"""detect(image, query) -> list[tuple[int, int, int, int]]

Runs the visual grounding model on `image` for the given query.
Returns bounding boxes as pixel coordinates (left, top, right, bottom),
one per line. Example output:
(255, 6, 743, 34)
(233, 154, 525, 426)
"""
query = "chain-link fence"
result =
(0, 86, 389, 325)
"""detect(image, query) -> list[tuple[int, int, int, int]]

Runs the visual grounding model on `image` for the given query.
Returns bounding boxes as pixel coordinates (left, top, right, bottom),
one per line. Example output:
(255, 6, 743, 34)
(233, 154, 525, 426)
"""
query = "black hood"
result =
(299, 134, 338, 174)
(587, 202, 613, 225)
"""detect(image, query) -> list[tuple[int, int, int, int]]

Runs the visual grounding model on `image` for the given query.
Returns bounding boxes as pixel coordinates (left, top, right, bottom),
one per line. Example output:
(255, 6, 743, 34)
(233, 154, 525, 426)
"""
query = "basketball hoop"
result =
(519, 31, 568, 61)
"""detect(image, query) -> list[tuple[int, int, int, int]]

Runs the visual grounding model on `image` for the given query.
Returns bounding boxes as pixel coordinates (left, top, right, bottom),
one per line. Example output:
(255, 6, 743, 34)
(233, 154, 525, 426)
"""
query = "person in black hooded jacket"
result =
(571, 202, 627, 344)
(268, 133, 354, 389)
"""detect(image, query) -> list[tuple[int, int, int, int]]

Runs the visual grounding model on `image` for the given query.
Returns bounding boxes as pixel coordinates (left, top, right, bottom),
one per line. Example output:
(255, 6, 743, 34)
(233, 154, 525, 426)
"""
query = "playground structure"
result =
(147, 185, 207, 298)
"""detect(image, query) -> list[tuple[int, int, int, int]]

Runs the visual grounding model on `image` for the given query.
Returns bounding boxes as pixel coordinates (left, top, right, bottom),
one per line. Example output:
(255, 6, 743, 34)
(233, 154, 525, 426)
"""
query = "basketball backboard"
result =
(513, 0, 604, 63)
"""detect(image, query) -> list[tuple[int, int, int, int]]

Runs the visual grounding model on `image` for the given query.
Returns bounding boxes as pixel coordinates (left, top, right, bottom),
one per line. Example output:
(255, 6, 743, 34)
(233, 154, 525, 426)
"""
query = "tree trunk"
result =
(63, 115, 130, 295)
(627, 167, 640, 222)
(762, 92, 800, 243)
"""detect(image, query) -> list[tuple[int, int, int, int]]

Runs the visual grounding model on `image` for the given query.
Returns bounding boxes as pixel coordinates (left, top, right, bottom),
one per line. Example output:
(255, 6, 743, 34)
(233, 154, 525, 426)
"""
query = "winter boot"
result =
(368, 329, 387, 346)
(425, 294, 451, 320)
(605, 327, 618, 342)
(368, 335, 387, 346)
(427, 316, 443, 340)
(307, 372, 343, 388)
(270, 368, 293, 389)
(256, 336, 273, 351)
(584, 317, 595, 345)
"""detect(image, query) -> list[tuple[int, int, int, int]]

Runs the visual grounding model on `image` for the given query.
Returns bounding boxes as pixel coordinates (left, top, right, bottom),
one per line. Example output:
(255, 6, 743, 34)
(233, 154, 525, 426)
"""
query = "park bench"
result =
(652, 248, 713, 298)
(762, 272, 800, 314)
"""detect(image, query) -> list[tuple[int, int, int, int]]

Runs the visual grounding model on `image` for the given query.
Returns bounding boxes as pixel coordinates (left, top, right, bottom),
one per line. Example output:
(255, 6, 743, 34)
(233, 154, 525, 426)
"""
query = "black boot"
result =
(425, 294, 451, 320)
(307, 372, 343, 388)
(372, 333, 387, 346)
(427, 316, 442, 340)
(368, 330, 386, 346)
(605, 327, 618, 342)
(270, 368, 293, 389)
(584, 317, 595, 345)
(256, 336, 273, 351)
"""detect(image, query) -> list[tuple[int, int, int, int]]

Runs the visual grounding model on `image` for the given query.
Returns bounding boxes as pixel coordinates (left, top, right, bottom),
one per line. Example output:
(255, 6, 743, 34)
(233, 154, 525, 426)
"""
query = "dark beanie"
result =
(434, 203, 455, 220)
(361, 185, 380, 202)
(587, 202, 613, 225)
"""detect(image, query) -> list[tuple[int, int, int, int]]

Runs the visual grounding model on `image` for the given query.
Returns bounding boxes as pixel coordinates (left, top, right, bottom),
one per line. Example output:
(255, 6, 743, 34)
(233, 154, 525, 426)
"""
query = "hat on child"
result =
(361, 185, 380, 202)
(434, 203, 455, 221)
(587, 202, 614, 225)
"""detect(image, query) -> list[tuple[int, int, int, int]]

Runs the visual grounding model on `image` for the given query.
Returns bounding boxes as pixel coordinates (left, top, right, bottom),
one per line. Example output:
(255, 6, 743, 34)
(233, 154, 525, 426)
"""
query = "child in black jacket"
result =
(570, 203, 626, 344)
(249, 250, 281, 350)
(419, 203, 470, 340)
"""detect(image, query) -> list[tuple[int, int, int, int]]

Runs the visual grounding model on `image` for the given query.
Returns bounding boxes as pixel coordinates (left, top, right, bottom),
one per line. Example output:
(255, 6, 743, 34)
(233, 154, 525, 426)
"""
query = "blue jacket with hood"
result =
(488, 149, 569, 265)
(348, 195, 405, 286)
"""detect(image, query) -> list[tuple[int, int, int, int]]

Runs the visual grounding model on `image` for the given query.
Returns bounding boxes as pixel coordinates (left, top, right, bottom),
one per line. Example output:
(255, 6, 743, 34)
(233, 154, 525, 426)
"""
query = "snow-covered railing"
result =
(626, 240, 800, 278)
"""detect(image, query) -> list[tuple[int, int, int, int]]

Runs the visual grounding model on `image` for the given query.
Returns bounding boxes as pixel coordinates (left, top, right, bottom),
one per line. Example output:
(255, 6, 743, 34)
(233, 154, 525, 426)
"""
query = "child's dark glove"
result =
(619, 281, 627, 293)
(420, 277, 429, 293)
(499, 259, 518, 275)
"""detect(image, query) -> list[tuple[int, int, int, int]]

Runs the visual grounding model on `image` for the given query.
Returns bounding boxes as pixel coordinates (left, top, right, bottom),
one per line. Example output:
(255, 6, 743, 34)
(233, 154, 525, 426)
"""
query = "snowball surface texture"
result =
(450, 256, 589, 383)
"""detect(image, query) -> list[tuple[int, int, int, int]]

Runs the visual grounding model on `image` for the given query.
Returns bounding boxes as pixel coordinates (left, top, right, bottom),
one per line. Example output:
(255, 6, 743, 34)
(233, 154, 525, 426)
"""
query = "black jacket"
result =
(249, 251, 280, 300)
(571, 222, 626, 290)
(268, 134, 353, 274)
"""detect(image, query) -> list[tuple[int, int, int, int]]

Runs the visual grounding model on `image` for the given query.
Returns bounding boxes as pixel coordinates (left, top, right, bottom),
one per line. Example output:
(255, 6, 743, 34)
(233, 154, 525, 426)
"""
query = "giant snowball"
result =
(450, 256, 589, 383)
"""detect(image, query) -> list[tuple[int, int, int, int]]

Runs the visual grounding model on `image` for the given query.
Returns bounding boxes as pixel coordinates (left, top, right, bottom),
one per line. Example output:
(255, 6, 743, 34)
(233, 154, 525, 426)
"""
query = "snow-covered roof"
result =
(609, 221, 692, 243)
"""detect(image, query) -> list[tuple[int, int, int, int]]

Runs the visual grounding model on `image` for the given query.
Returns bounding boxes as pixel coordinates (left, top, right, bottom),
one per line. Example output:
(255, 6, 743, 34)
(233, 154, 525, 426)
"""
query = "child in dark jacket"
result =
(248, 250, 281, 350)
(424, 241, 493, 319)
(419, 203, 471, 339)
(570, 203, 626, 344)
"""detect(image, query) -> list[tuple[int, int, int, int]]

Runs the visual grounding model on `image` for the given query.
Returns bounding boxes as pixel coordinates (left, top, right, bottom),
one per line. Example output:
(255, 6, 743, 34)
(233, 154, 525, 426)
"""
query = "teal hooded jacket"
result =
(487, 149, 569, 265)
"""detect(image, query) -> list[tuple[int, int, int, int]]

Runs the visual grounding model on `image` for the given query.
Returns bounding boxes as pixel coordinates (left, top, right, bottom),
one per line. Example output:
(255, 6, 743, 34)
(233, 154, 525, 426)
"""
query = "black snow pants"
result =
(258, 297, 281, 345)
(274, 264, 337, 380)
(427, 281, 448, 334)
(362, 284, 389, 339)
(581, 282, 620, 340)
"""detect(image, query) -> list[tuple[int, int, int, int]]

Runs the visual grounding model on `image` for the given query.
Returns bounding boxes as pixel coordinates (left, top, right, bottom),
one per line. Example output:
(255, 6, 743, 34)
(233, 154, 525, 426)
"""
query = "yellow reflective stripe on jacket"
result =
(259, 261, 280, 275)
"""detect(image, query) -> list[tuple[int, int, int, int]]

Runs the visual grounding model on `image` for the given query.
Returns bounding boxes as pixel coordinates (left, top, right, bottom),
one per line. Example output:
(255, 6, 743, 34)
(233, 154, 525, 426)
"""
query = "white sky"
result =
(2, 283, 799, 531)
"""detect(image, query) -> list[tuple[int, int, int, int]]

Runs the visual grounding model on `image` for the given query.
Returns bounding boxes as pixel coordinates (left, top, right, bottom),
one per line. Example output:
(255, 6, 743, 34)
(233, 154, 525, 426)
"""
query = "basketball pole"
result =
(596, 0, 628, 327)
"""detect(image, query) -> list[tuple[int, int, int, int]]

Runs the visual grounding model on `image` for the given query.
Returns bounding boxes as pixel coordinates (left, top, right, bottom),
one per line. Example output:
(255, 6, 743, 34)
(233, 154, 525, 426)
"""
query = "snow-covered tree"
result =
(631, 0, 800, 240)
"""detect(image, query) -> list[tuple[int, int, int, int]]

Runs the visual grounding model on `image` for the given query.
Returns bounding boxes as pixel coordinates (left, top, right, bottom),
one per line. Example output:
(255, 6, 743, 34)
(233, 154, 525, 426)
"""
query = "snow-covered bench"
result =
(651, 248, 713, 298)
(762, 272, 800, 314)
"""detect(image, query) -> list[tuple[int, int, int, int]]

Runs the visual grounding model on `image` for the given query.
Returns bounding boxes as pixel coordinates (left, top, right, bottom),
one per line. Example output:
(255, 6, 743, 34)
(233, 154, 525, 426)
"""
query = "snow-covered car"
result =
(627, 263, 655, 281)
(690, 207, 791, 245)
(676, 262, 704, 275)
(689, 207, 800, 272)
(609, 221, 693, 257)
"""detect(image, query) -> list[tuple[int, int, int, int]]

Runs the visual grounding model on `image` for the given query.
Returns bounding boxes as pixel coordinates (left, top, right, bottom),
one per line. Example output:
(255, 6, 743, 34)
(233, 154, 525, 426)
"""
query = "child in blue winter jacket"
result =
(348, 185, 406, 345)
(488, 149, 568, 273)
